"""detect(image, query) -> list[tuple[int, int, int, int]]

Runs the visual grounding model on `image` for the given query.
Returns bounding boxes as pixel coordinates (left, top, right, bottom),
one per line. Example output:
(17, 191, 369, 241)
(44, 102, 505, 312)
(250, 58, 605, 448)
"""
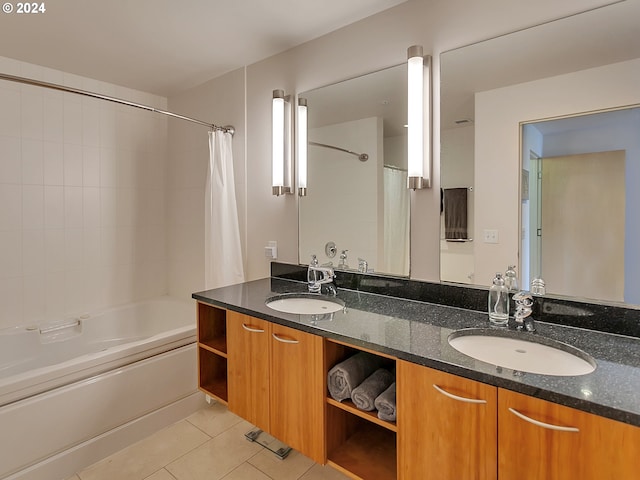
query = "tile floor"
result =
(67, 403, 351, 480)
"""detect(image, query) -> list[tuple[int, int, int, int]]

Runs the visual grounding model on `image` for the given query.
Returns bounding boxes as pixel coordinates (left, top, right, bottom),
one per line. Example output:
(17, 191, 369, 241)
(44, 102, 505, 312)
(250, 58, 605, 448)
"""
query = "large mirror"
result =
(298, 64, 410, 276)
(440, 1, 640, 306)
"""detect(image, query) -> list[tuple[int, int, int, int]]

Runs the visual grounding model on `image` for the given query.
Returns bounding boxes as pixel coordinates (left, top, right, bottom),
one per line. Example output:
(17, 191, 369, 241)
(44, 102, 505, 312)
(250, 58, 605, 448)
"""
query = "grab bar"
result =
(39, 319, 81, 335)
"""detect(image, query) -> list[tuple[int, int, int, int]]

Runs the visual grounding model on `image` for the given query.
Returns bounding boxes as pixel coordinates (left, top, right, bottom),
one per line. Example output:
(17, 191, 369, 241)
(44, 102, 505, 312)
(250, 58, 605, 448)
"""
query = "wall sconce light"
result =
(272, 89, 292, 196)
(297, 97, 308, 196)
(407, 45, 432, 189)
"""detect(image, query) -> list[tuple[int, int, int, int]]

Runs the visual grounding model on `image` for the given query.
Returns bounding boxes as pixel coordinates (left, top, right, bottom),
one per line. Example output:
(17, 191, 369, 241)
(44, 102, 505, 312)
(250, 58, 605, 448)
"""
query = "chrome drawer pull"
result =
(272, 333, 299, 344)
(432, 384, 487, 404)
(508, 408, 580, 432)
(242, 323, 265, 333)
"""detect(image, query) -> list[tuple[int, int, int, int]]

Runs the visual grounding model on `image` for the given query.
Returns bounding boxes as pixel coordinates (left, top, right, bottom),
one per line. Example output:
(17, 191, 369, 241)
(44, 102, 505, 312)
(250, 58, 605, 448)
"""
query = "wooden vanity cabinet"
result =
(226, 311, 271, 432)
(498, 389, 640, 480)
(226, 311, 325, 464)
(269, 322, 325, 464)
(397, 361, 497, 480)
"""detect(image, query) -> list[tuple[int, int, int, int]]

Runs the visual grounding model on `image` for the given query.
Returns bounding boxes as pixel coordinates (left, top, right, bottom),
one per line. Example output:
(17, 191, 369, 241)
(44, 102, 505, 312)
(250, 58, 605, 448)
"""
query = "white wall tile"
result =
(83, 187, 100, 228)
(63, 100, 82, 144)
(45, 228, 65, 273)
(82, 145, 100, 186)
(45, 271, 66, 318)
(0, 184, 22, 230)
(0, 277, 23, 329)
(0, 230, 22, 277)
(43, 141, 64, 185)
(63, 143, 83, 185)
(43, 95, 63, 142)
(22, 229, 45, 277)
(22, 185, 44, 229)
(22, 274, 45, 323)
(44, 185, 64, 228)
(1, 59, 169, 326)
(21, 93, 43, 140)
(64, 186, 83, 229)
(82, 103, 100, 146)
(99, 147, 117, 187)
(100, 188, 118, 227)
(0, 89, 20, 137)
(22, 139, 43, 184)
(0, 135, 21, 183)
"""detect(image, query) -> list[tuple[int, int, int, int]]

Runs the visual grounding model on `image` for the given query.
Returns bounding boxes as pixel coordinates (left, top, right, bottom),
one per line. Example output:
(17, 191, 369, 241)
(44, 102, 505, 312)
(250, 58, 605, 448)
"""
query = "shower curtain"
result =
(383, 167, 410, 275)
(205, 130, 245, 289)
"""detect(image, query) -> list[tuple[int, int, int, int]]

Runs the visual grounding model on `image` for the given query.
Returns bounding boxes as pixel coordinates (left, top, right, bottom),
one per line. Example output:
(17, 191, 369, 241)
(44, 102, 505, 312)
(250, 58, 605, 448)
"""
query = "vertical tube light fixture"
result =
(297, 97, 308, 196)
(407, 45, 432, 189)
(272, 89, 292, 195)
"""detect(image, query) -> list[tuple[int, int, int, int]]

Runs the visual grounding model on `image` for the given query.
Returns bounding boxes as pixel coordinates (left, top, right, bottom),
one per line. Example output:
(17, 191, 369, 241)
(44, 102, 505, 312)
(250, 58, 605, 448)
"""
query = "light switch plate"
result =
(483, 229, 499, 244)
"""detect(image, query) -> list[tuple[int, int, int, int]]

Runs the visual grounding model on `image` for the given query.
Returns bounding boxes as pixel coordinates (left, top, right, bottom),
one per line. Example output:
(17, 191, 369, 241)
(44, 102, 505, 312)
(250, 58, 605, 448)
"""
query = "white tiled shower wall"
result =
(0, 56, 169, 329)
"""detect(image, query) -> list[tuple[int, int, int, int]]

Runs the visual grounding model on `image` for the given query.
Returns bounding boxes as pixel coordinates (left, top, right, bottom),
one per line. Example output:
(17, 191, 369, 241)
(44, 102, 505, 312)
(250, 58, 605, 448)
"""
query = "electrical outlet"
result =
(483, 229, 499, 244)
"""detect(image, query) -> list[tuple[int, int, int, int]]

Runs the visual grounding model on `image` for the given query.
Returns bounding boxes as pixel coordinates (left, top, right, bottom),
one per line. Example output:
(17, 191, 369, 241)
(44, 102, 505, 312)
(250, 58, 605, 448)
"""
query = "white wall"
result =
(0, 56, 168, 329)
(165, 0, 616, 289)
(474, 58, 640, 286)
(166, 68, 246, 300)
(300, 117, 382, 269)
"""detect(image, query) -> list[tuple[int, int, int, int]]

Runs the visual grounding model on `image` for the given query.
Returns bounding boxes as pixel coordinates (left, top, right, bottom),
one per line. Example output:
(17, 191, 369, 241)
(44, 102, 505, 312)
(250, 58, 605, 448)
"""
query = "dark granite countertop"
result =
(193, 277, 640, 428)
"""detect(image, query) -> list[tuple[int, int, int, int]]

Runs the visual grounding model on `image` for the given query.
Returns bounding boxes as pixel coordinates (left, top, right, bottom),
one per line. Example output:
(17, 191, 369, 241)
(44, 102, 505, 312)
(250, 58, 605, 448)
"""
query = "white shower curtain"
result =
(205, 130, 245, 289)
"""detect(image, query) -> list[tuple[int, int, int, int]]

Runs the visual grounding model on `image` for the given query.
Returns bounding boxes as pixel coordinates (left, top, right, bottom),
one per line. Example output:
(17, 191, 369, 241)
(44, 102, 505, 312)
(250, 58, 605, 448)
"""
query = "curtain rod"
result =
(0, 72, 235, 135)
(309, 141, 368, 161)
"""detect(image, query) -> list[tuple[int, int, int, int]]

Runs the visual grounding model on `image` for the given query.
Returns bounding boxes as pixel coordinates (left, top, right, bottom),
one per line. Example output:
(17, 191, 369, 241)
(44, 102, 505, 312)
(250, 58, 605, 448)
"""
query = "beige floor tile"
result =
(186, 402, 243, 438)
(144, 469, 177, 480)
(298, 464, 353, 480)
(78, 420, 210, 480)
(166, 421, 263, 480)
(248, 448, 314, 480)
(65, 476, 82, 480)
(221, 463, 271, 480)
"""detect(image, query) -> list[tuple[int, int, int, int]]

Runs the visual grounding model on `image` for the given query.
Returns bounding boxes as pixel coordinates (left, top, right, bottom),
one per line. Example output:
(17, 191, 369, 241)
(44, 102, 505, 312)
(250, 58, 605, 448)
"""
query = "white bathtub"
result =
(0, 296, 206, 480)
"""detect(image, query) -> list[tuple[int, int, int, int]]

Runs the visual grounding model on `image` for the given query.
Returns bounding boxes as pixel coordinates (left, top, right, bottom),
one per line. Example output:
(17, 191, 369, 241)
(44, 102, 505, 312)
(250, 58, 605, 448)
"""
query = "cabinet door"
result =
(499, 389, 640, 480)
(270, 323, 325, 464)
(227, 312, 271, 432)
(397, 361, 497, 480)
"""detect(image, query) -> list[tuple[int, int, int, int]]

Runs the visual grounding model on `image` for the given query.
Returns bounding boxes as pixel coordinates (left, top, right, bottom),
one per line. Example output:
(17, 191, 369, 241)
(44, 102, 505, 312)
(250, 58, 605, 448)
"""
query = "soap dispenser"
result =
(504, 265, 519, 292)
(488, 273, 509, 326)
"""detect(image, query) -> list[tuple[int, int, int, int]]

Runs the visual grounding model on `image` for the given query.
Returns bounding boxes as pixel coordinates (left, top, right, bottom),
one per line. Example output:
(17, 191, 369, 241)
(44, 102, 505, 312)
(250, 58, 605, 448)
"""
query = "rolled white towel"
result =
(374, 382, 396, 422)
(351, 368, 395, 411)
(327, 352, 386, 402)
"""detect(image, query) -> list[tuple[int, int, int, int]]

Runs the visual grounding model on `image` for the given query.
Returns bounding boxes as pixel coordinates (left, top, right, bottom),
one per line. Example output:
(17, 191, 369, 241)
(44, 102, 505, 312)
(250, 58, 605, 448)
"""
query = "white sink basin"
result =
(448, 329, 596, 376)
(265, 293, 345, 315)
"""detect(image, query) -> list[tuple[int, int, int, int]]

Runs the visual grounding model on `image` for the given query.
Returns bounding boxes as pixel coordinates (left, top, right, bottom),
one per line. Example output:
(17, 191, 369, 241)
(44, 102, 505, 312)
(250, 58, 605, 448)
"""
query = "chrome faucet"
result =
(357, 258, 368, 273)
(308, 264, 337, 295)
(513, 291, 536, 332)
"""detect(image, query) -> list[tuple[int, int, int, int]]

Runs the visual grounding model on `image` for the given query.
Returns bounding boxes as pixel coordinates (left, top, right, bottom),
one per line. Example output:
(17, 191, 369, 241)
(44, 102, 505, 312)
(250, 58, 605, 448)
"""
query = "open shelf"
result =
(324, 338, 397, 479)
(197, 302, 227, 354)
(326, 397, 397, 432)
(326, 407, 397, 480)
(198, 344, 228, 403)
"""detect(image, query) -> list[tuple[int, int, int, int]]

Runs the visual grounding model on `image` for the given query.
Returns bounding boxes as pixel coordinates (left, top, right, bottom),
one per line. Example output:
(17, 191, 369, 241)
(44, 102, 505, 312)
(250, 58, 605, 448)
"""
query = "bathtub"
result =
(0, 296, 206, 480)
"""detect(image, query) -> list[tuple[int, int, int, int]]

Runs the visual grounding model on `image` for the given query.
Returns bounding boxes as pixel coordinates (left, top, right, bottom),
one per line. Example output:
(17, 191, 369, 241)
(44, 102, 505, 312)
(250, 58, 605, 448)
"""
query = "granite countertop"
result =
(193, 277, 640, 427)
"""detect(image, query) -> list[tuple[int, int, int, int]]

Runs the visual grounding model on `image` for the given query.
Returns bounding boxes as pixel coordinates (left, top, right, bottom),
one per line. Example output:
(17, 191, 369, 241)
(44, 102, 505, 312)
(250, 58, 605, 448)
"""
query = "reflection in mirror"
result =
(521, 107, 640, 305)
(440, 1, 640, 306)
(298, 64, 410, 276)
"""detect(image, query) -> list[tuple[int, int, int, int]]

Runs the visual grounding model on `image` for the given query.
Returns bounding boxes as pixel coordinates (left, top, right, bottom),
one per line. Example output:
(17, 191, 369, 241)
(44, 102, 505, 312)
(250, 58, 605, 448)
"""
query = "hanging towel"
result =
(327, 352, 387, 402)
(351, 368, 395, 411)
(444, 187, 468, 240)
(374, 382, 397, 422)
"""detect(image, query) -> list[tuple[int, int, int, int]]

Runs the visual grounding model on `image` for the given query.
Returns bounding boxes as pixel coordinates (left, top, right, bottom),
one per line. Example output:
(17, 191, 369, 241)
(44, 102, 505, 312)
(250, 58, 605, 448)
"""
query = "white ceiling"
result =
(0, 0, 406, 96)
